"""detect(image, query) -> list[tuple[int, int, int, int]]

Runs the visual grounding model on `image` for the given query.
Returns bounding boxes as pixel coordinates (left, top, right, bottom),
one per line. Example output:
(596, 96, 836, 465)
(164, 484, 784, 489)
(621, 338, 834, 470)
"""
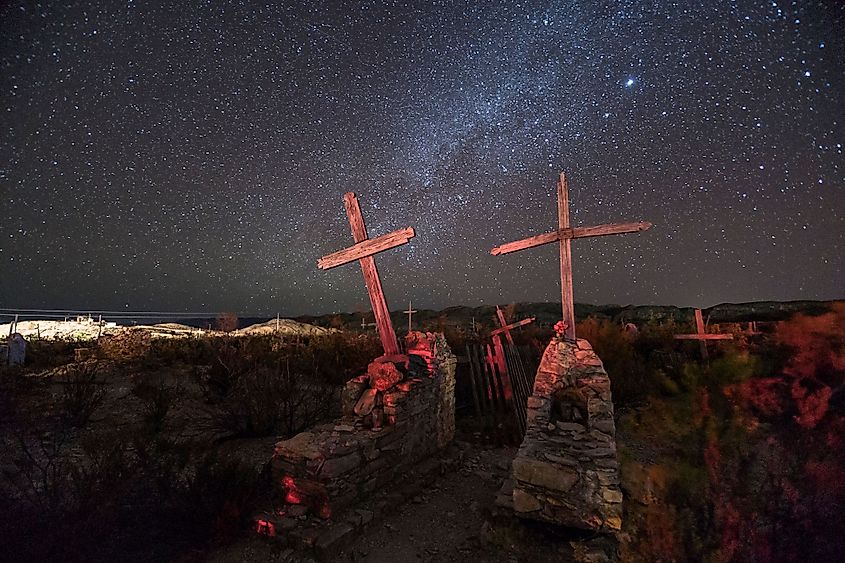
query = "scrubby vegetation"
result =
(1, 305, 843, 561)
(423, 303, 844, 560)
(0, 331, 381, 561)
(588, 304, 845, 562)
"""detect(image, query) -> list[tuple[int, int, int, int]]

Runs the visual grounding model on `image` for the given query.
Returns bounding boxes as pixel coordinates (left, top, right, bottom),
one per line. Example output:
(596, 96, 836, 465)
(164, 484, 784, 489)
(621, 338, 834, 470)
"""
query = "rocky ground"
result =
(209, 435, 614, 563)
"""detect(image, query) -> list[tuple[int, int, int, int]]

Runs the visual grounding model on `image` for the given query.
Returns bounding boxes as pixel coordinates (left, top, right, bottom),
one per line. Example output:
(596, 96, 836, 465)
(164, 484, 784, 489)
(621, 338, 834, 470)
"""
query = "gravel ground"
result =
(208, 438, 601, 563)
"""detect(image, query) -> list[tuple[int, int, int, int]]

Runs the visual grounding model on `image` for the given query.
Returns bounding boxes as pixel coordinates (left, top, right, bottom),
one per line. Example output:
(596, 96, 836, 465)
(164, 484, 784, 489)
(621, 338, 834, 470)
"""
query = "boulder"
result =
(354, 388, 378, 417)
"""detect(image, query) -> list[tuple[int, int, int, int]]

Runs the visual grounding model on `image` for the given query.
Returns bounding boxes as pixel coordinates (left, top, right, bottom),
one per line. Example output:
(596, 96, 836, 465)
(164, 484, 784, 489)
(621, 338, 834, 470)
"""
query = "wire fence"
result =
(0, 308, 267, 324)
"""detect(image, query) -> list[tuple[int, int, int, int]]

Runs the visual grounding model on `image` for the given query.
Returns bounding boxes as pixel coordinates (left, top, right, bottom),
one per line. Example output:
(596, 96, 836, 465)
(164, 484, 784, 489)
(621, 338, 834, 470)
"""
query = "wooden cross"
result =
(485, 306, 537, 400)
(403, 300, 417, 333)
(360, 316, 377, 331)
(673, 308, 733, 360)
(491, 172, 652, 341)
(490, 306, 536, 345)
(318, 192, 415, 356)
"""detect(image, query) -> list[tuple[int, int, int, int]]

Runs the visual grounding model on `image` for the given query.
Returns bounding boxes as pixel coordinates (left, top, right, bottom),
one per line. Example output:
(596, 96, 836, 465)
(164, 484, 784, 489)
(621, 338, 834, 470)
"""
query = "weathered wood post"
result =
(491, 172, 652, 341)
(318, 192, 415, 357)
(673, 308, 733, 359)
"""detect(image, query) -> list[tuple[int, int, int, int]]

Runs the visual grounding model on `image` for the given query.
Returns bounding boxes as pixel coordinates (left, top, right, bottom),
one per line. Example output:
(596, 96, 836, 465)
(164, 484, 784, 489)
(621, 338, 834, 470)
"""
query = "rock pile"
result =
(507, 337, 623, 532)
(270, 332, 456, 528)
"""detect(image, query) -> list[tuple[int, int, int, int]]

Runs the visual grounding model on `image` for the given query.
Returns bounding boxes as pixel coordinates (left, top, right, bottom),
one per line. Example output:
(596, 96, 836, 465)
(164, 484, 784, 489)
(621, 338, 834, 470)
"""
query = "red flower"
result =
(554, 320, 569, 336)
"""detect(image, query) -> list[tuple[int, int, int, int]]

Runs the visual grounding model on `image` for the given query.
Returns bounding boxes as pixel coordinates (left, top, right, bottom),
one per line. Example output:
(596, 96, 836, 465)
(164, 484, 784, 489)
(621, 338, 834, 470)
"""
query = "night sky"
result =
(1, 1, 842, 316)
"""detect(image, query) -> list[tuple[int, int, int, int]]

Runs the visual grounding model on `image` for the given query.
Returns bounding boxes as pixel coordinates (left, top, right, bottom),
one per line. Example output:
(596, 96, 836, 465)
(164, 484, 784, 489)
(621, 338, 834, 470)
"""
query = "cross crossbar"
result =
(403, 300, 417, 333)
(490, 172, 652, 341)
(318, 192, 412, 356)
(673, 308, 733, 359)
(674, 334, 734, 341)
(490, 317, 536, 337)
(317, 227, 415, 269)
(491, 222, 652, 256)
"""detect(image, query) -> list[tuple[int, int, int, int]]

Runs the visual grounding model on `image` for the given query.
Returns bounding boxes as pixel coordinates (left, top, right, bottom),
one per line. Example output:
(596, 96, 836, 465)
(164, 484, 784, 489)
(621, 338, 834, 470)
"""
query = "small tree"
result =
(215, 312, 239, 333)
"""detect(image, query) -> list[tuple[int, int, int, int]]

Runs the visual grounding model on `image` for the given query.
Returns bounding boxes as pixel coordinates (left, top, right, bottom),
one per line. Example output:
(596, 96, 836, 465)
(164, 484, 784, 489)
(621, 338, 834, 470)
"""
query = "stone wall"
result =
(271, 332, 456, 520)
(510, 337, 622, 532)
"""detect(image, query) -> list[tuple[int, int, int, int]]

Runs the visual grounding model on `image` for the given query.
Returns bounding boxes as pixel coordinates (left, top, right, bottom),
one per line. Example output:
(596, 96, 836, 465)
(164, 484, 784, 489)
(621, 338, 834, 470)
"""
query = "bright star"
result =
(625, 78, 635, 87)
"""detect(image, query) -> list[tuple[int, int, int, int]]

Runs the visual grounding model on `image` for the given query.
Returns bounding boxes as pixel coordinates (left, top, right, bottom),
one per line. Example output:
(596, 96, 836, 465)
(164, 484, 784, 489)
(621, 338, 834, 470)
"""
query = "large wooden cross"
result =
(673, 308, 733, 360)
(491, 172, 652, 341)
(318, 192, 415, 356)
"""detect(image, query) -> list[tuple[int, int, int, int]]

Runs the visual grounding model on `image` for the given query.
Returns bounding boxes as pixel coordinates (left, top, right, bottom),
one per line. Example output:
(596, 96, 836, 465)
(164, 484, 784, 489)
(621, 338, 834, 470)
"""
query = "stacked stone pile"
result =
(270, 331, 456, 529)
(507, 337, 623, 532)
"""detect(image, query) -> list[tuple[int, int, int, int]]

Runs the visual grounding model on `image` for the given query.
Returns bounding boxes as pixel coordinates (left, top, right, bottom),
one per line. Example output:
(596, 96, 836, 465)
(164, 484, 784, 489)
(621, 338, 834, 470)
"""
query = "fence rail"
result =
(464, 342, 537, 444)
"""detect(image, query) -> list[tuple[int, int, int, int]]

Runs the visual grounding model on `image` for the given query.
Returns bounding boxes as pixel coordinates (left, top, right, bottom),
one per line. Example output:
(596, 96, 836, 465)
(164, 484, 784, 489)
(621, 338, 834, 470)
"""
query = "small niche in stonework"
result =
(550, 387, 588, 426)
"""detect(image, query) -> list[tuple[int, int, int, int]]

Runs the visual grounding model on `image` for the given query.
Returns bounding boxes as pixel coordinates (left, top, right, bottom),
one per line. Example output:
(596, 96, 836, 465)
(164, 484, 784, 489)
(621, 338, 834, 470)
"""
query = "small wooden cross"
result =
(673, 308, 733, 360)
(485, 306, 536, 399)
(403, 300, 417, 333)
(318, 192, 415, 356)
(360, 316, 377, 331)
(491, 172, 652, 341)
(490, 306, 536, 345)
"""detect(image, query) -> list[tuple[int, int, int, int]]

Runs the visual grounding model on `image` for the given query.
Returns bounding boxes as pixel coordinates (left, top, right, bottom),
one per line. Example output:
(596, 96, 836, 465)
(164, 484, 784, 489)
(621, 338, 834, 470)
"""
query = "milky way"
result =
(1, 1, 842, 316)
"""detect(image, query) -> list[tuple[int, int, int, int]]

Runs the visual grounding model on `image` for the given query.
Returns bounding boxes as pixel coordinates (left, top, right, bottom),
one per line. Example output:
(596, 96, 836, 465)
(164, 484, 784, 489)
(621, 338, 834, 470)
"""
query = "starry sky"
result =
(1, 1, 843, 317)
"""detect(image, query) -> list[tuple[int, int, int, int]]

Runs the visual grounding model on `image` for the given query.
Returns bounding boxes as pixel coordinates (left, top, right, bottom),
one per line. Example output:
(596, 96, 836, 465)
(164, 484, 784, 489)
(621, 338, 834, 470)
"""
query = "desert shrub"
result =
(707, 351, 759, 387)
(652, 368, 681, 395)
(200, 339, 345, 437)
(59, 363, 106, 427)
(22, 338, 78, 369)
(576, 317, 653, 406)
(636, 317, 681, 356)
(133, 377, 180, 434)
(293, 332, 381, 385)
(167, 451, 263, 543)
(222, 359, 337, 438)
(774, 303, 845, 378)
(123, 435, 263, 545)
(2, 429, 75, 517)
(437, 322, 469, 355)
(152, 335, 216, 365)
(99, 329, 151, 361)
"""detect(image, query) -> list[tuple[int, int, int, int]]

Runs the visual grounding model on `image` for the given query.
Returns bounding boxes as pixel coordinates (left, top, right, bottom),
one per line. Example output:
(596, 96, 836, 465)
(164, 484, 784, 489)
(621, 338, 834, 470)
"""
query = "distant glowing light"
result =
(804, 70, 811, 77)
(625, 78, 635, 87)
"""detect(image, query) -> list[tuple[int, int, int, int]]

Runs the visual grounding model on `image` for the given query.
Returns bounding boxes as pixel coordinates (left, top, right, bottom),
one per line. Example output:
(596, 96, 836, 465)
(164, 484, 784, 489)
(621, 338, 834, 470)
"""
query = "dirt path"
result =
(338, 441, 517, 562)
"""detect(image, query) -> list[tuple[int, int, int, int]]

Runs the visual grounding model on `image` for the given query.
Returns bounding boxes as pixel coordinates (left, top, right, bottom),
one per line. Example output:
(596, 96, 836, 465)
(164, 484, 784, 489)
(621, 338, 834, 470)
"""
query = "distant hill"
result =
(235, 318, 336, 337)
(66, 300, 838, 333)
(292, 299, 844, 331)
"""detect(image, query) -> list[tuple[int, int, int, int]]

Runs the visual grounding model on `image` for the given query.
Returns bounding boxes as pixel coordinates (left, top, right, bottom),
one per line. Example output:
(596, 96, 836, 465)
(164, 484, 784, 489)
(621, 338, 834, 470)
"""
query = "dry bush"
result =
(577, 317, 652, 406)
(208, 352, 337, 438)
(192, 333, 380, 437)
(98, 329, 151, 361)
(149, 336, 215, 365)
(21, 338, 78, 370)
(215, 312, 239, 333)
(59, 362, 106, 427)
(133, 376, 180, 435)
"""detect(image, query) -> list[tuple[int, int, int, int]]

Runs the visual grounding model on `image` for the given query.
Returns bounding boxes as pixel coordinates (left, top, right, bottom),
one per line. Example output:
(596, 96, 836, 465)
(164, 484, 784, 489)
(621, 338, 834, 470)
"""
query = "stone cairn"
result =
(265, 331, 456, 548)
(505, 337, 622, 532)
